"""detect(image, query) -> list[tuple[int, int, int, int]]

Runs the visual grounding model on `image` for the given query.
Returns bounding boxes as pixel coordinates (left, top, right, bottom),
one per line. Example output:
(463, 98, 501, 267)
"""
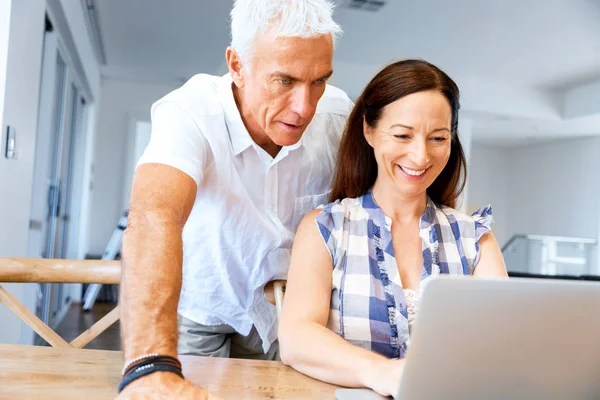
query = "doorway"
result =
(27, 19, 89, 336)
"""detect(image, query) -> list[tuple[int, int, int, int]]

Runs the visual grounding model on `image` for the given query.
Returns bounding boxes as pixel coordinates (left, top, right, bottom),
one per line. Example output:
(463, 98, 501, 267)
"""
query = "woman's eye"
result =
(394, 134, 411, 140)
(431, 137, 448, 142)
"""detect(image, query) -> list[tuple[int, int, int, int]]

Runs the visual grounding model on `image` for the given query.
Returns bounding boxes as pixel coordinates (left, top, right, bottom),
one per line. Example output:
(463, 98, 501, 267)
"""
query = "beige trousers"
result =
(177, 314, 279, 360)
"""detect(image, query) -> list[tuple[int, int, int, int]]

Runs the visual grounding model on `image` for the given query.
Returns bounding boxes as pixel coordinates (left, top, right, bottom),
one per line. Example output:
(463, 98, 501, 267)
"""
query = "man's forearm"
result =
(120, 211, 184, 360)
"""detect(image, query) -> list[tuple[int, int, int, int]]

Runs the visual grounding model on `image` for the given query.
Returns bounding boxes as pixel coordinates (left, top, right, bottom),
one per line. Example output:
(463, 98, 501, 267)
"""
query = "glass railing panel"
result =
(502, 235, 597, 278)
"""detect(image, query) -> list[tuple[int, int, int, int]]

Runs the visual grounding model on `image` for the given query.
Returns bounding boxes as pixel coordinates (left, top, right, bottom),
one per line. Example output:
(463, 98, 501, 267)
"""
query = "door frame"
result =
(28, 15, 92, 338)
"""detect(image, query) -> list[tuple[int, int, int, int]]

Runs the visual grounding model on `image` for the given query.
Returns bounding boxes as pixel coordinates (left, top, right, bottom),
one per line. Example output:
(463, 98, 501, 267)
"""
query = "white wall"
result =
(0, 0, 20, 346)
(468, 145, 511, 247)
(0, 0, 11, 129)
(0, 0, 101, 344)
(0, 0, 45, 255)
(508, 138, 600, 240)
(53, 0, 103, 264)
(131, 121, 153, 191)
(470, 137, 600, 254)
(0, 0, 47, 346)
(86, 78, 176, 255)
(458, 118, 473, 213)
(57, 0, 101, 96)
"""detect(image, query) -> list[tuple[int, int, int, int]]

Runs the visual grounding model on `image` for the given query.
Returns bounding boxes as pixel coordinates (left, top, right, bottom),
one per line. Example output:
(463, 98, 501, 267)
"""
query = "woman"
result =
(278, 59, 508, 397)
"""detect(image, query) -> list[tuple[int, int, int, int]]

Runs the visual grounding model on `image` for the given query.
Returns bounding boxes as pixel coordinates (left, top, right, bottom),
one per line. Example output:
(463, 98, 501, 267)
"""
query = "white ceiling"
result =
(97, 0, 233, 83)
(94, 0, 600, 146)
(333, 0, 600, 90)
(463, 111, 600, 146)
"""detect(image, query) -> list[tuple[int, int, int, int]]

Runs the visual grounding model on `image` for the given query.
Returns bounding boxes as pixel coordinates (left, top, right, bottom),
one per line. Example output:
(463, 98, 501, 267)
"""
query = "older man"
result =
(117, 0, 352, 398)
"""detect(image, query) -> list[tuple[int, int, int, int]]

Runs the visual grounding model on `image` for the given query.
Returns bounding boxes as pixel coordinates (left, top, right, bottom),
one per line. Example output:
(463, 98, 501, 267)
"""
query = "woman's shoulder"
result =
(429, 201, 494, 241)
(316, 195, 370, 230)
(308, 196, 368, 255)
(435, 204, 494, 225)
(320, 196, 363, 213)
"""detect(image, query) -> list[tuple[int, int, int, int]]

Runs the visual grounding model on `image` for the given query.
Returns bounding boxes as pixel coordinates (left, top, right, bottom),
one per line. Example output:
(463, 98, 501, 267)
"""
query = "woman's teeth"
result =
(400, 166, 426, 176)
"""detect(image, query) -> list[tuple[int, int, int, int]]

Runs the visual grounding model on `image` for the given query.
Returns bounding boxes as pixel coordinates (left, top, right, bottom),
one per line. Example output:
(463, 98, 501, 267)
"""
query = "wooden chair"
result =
(264, 280, 286, 318)
(0, 258, 120, 348)
(0, 258, 287, 348)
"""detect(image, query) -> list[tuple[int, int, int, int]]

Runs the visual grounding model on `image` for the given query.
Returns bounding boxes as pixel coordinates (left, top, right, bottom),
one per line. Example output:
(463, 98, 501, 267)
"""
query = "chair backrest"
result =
(0, 258, 120, 348)
(264, 280, 286, 318)
(1, 258, 288, 348)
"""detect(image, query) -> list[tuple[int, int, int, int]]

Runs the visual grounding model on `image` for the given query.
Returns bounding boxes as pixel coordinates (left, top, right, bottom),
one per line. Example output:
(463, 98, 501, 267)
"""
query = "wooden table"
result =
(0, 344, 340, 399)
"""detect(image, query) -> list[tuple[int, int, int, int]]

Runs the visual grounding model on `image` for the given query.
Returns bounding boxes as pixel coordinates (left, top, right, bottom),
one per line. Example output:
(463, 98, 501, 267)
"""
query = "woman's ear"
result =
(363, 118, 374, 148)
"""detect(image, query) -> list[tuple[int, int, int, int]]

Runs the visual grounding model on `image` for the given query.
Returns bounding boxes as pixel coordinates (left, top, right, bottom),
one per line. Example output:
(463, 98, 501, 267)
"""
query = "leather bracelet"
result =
(118, 363, 184, 393)
(123, 355, 182, 377)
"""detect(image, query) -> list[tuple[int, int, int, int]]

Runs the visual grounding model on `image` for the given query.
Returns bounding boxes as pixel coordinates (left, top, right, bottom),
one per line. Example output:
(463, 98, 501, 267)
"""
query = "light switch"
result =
(5, 126, 16, 159)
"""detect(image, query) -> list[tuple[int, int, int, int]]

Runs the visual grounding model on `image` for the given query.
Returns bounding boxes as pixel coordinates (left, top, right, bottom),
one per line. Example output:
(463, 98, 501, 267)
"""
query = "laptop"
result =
(336, 275, 600, 400)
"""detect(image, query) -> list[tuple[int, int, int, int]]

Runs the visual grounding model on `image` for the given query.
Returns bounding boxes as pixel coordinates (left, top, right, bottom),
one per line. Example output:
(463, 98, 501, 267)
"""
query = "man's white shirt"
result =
(138, 73, 353, 352)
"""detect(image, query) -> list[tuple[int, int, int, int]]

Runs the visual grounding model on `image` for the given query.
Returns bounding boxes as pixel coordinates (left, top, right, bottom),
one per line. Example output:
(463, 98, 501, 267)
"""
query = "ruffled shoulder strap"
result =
(422, 201, 495, 274)
(470, 205, 494, 268)
(471, 205, 494, 242)
(315, 197, 363, 263)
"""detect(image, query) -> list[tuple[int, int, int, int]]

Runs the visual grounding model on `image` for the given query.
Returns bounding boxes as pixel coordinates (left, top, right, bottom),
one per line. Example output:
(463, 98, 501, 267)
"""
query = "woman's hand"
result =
(359, 358, 405, 398)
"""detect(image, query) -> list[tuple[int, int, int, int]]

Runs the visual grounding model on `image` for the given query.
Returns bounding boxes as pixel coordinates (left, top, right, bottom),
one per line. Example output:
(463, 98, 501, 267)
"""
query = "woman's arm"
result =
(473, 232, 509, 278)
(279, 209, 403, 397)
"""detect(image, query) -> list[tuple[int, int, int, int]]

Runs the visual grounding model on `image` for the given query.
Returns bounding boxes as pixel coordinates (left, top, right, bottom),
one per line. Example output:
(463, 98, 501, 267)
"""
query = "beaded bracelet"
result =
(121, 353, 159, 375)
(123, 355, 182, 377)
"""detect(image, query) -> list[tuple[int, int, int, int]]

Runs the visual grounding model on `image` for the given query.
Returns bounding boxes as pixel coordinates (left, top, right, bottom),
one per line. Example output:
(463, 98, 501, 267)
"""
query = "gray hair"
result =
(230, 0, 343, 65)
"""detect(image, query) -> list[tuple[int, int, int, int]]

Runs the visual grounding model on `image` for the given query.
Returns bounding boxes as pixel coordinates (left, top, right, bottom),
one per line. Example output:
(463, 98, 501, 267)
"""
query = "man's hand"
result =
(115, 372, 222, 400)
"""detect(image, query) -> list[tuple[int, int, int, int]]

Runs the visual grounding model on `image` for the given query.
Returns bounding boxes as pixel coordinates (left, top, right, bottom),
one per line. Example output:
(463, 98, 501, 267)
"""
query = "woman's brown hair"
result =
(329, 59, 466, 208)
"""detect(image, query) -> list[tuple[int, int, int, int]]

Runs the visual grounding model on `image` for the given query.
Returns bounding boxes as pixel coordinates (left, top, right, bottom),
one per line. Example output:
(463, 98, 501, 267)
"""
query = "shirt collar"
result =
(216, 73, 305, 158)
(216, 73, 253, 156)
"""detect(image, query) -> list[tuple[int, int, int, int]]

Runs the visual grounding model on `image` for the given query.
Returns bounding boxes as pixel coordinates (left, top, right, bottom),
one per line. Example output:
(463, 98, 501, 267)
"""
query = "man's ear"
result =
(363, 118, 375, 148)
(225, 47, 245, 88)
